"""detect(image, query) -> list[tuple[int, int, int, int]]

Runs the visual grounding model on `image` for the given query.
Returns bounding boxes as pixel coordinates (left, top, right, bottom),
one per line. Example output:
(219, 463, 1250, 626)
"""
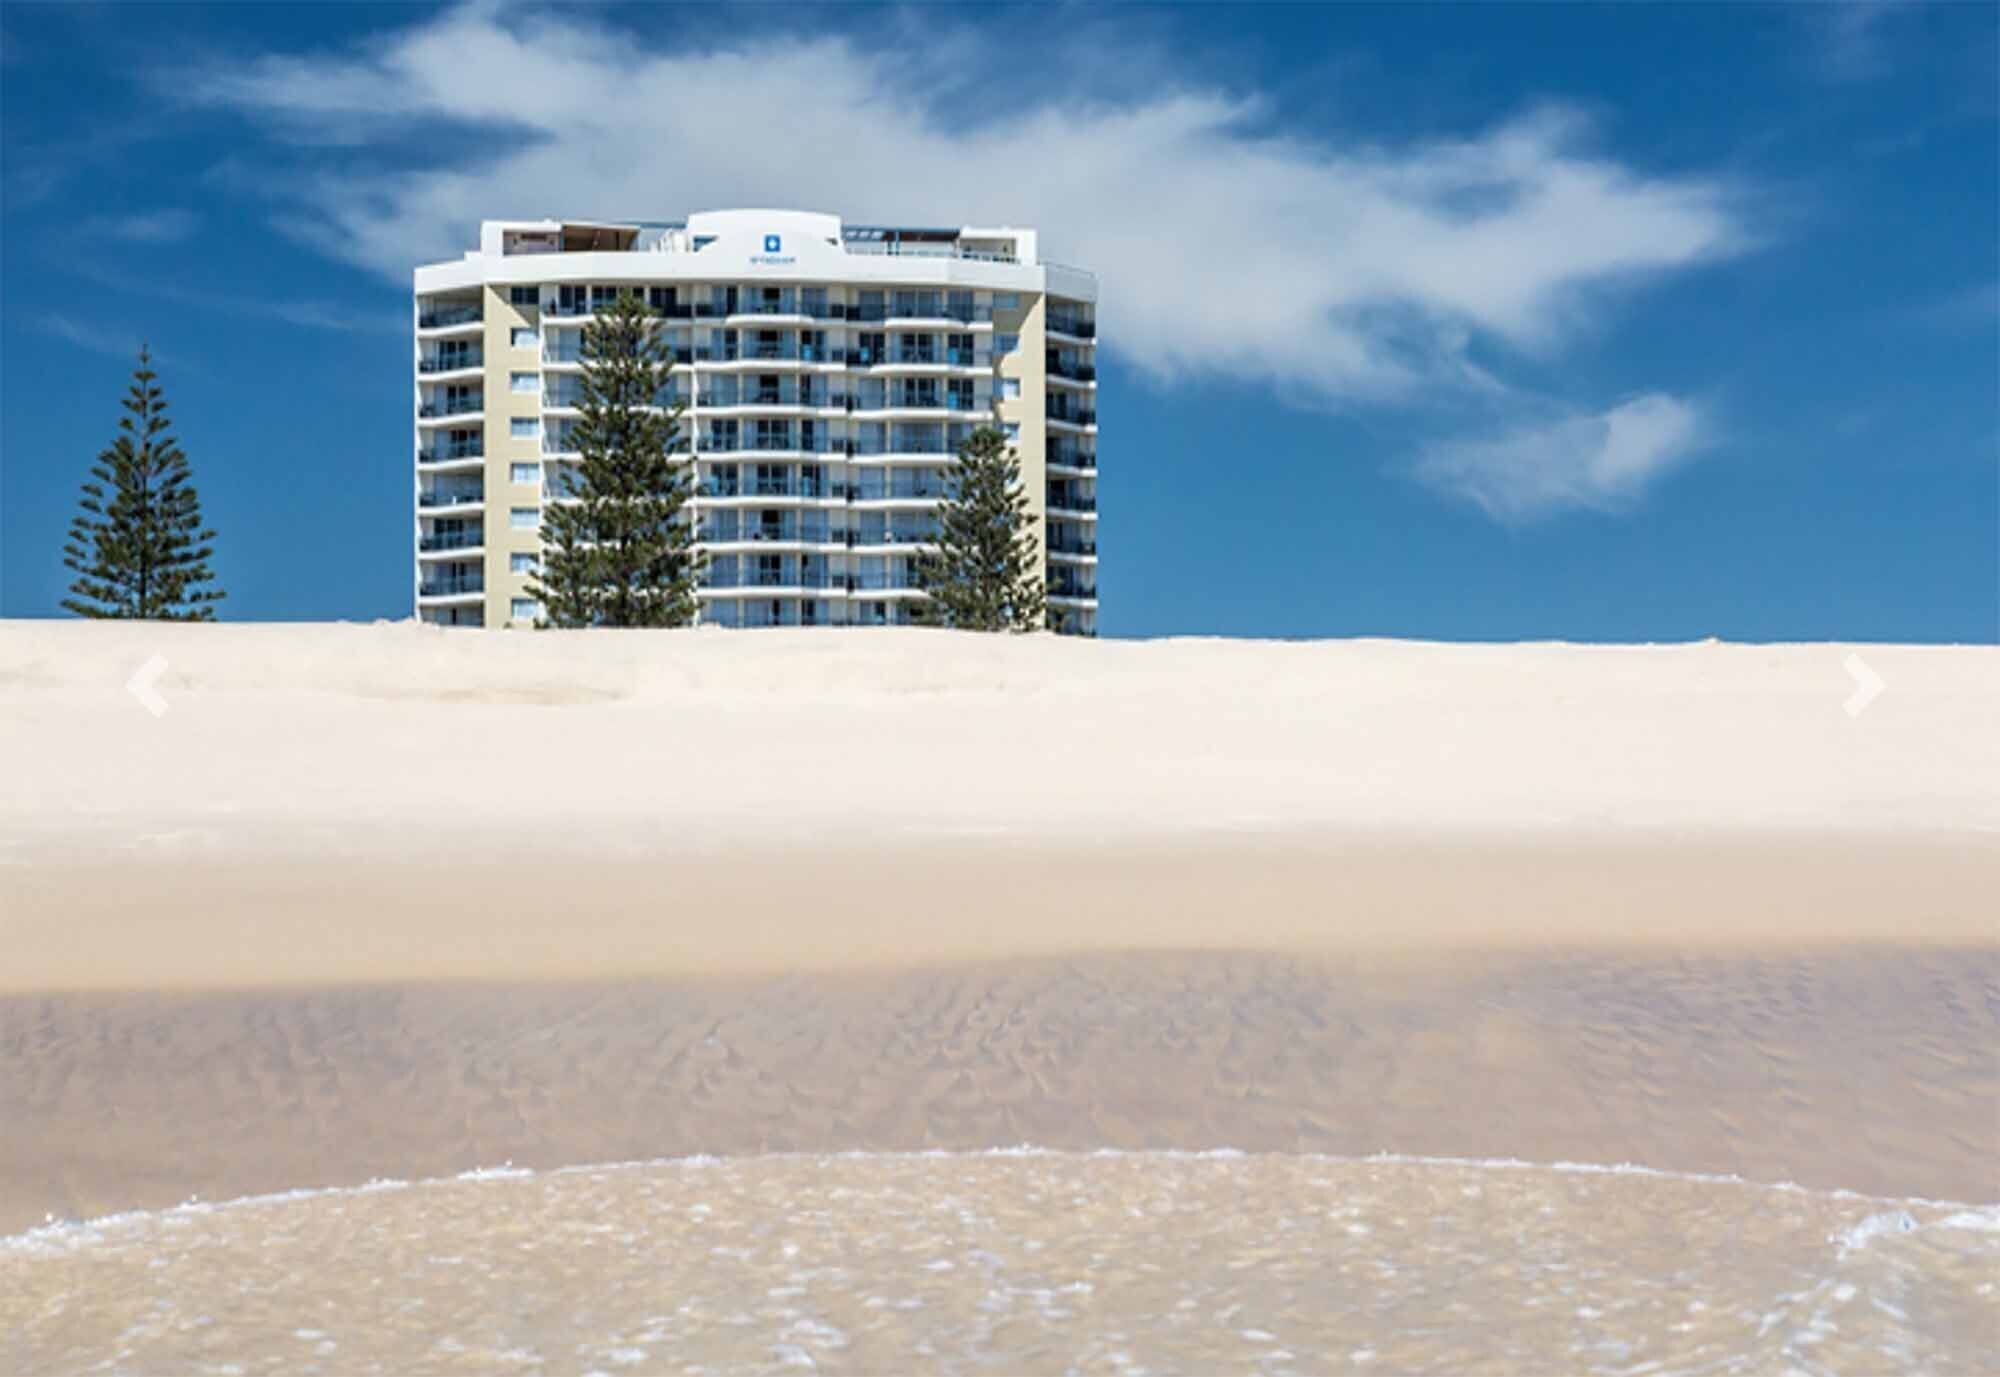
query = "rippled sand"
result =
(6, 947, 1995, 1236)
(6, 1152, 1997, 1376)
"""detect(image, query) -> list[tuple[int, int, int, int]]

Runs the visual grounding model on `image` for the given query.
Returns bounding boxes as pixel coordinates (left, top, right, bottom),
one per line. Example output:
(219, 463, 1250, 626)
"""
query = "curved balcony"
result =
(417, 394, 485, 425)
(417, 574, 485, 603)
(418, 452, 484, 478)
(417, 304, 483, 336)
(417, 526, 485, 555)
(418, 487, 484, 512)
(418, 353, 483, 377)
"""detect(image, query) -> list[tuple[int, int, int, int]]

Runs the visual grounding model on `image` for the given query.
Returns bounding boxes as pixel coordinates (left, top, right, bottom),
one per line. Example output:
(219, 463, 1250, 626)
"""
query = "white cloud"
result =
(179, 9, 1742, 398)
(81, 208, 200, 243)
(172, 4, 1747, 519)
(1412, 394, 1709, 522)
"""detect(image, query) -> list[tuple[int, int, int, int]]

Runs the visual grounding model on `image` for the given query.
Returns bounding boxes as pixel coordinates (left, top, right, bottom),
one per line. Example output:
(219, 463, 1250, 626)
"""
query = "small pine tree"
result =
(528, 291, 701, 628)
(62, 347, 224, 620)
(915, 425, 1047, 632)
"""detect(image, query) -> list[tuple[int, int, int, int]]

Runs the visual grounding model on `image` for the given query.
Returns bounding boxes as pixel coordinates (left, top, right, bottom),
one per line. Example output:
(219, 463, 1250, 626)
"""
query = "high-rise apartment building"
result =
(413, 209, 1098, 633)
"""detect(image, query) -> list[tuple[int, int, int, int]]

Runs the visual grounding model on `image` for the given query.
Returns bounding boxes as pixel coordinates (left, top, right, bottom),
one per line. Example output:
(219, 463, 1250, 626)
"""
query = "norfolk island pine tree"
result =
(62, 346, 225, 621)
(528, 290, 701, 628)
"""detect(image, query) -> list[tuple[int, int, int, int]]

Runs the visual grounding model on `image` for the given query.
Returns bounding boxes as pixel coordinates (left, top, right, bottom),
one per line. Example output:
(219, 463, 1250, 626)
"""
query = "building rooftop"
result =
(475, 209, 1067, 273)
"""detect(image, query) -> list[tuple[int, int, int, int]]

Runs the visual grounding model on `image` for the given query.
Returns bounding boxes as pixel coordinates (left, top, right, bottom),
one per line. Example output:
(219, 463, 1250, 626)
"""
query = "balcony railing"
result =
(419, 440, 484, 462)
(419, 528, 485, 552)
(702, 520, 838, 543)
(852, 479, 949, 501)
(1048, 491, 1097, 513)
(848, 570, 923, 590)
(419, 487, 484, 507)
(419, 353, 482, 374)
(699, 435, 840, 456)
(419, 574, 485, 597)
(1048, 404, 1097, 426)
(702, 384, 828, 408)
(1047, 315, 1097, 340)
(418, 304, 481, 329)
(846, 242, 1018, 268)
(1048, 447, 1096, 470)
(1047, 358, 1097, 383)
(1047, 536, 1098, 556)
(732, 296, 803, 317)
(705, 568, 838, 590)
(418, 396, 484, 418)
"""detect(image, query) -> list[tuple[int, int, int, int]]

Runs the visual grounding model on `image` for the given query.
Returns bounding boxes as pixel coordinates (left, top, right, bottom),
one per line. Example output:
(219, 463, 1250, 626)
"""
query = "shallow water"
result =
(5, 1151, 1995, 1375)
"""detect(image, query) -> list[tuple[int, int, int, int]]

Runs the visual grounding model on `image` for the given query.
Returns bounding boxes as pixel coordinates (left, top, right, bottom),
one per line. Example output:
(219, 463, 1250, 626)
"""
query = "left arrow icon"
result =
(126, 654, 170, 717)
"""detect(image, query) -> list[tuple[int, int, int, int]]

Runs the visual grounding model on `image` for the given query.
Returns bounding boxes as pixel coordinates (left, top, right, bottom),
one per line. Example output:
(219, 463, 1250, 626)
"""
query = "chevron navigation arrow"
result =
(1842, 652, 1884, 719)
(126, 654, 171, 718)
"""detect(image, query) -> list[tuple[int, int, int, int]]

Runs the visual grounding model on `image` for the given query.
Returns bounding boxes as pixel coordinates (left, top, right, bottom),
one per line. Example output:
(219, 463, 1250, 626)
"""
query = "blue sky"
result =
(2, 1, 1994, 641)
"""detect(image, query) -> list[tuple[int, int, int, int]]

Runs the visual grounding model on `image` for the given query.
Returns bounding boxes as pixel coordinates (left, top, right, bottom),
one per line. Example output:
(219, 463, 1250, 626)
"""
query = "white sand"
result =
(1, 621, 1995, 989)
(4, 620, 1995, 848)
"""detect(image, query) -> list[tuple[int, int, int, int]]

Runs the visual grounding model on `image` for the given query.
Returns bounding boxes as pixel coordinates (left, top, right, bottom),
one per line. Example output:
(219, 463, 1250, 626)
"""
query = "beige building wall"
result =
(997, 291, 1049, 559)
(483, 287, 541, 627)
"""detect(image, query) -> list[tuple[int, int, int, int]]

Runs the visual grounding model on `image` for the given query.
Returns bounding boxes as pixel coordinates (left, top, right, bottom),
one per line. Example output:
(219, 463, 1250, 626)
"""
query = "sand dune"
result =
(3, 622, 1997, 861)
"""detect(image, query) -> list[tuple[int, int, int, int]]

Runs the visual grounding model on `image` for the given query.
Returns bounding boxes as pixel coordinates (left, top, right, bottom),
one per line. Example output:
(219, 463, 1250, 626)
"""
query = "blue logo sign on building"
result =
(751, 231, 796, 266)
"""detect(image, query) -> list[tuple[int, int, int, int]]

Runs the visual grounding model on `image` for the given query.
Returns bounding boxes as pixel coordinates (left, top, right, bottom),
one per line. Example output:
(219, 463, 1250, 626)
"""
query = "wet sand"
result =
(4, 944, 1994, 1235)
(7, 1153, 1997, 1376)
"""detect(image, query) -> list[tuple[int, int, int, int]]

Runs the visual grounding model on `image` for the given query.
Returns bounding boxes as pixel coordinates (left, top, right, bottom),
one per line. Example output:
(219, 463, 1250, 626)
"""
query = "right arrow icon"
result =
(1842, 652, 1885, 719)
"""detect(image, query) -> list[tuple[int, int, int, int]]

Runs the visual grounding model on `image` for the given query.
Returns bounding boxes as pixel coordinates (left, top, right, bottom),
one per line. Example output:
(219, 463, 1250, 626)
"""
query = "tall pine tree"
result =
(63, 347, 224, 620)
(914, 425, 1047, 632)
(529, 291, 700, 627)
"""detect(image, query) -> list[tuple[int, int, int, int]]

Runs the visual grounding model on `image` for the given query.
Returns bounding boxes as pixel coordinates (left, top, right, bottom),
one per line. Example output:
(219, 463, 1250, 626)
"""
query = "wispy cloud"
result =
(79, 208, 200, 243)
(1809, 0, 1915, 82)
(37, 314, 146, 360)
(1911, 279, 1999, 330)
(64, 259, 404, 336)
(169, 4, 1751, 519)
(1412, 395, 1711, 523)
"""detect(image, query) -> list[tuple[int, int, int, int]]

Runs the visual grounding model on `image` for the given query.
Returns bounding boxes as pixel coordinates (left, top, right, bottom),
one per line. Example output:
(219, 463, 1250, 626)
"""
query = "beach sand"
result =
(2, 621, 1996, 1370)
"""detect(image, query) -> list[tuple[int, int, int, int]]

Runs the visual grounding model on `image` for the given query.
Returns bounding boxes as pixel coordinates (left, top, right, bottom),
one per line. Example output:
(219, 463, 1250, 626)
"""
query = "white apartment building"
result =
(413, 209, 1098, 633)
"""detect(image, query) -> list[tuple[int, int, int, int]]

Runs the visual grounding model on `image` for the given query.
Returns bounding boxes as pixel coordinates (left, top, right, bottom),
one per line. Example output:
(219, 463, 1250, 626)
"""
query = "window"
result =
(510, 371, 540, 394)
(511, 598, 540, 621)
(1004, 421, 1021, 441)
(995, 333, 1020, 355)
(510, 417, 539, 438)
(510, 507, 539, 530)
(510, 553, 538, 575)
(510, 286, 538, 306)
(510, 463, 540, 485)
(511, 327, 538, 349)
(993, 292, 1020, 310)
(1001, 377, 1021, 400)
